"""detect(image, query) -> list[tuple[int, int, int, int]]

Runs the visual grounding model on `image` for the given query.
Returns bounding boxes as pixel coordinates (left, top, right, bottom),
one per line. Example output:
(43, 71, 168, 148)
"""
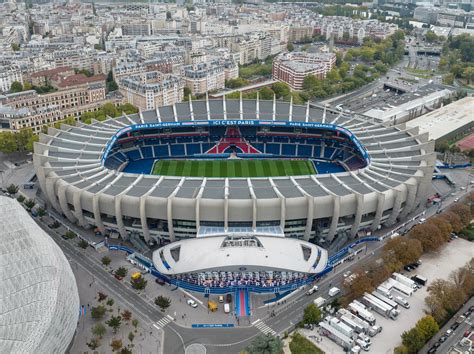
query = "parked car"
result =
(187, 299, 198, 308)
(446, 329, 453, 337)
(155, 278, 165, 285)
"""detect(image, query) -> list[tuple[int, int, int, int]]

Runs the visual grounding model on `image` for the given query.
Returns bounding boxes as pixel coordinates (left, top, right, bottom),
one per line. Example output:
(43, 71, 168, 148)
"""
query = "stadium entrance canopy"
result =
(152, 233, 328, 275)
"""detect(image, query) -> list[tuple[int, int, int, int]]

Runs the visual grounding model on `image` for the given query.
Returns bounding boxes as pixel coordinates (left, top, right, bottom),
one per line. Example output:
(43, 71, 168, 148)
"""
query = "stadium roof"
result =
(0, 197, 79, 353)
(34, 98, 431, 201)
(152, 234, 329, 274)
(405, 97, 474, 141)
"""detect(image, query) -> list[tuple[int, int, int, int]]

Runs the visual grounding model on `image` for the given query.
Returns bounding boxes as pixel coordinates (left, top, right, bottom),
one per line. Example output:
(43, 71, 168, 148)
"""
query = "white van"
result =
(224, 303, 230, 313)
(328, 287, 341, 297)
(394, 296, 410, 309)
(306, 285, 319, 295)
(356, 338, 370, 351)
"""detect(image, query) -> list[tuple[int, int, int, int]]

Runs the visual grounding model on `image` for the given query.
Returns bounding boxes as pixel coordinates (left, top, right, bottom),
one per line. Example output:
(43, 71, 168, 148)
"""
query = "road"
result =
(8, 183, 470, 354)
(421, 298, 474, 354)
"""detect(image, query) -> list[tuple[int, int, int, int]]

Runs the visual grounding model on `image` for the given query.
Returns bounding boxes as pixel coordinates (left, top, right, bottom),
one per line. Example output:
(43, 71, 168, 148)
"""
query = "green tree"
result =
(91, 305, 107, 320)
(11, 43, 20, 51)
(64, 230, 77, 239)
(91, 323, 106, 338)
(10, 81, 23, 93)
(0, 132, 17, 153)
(120, 348, 132, 354)
(154, 296, 171, 311)
(416, 316, 439, 342)
(106, 298, 114, 306)
(289, 333, 324, 354)
(107, 80, 118, 92)
(401, 327, 425, 354)
(258, 87, 274, 100)
(425, 30, 438, 43)
(131, 277, 147, 290)
(78, 239, 89, 249)
(287, 42, 295, 52)
(24, 198, 35, 211)
(128, 331, 135, 343)
(37, 207, 46, 219)
(102, 256, 111, 266)
(132, 318, 139, 329)
(115, 267, 128, 277)
(271, 82, 290, 99)
(183, 86, 192, 99)
(462, 67, 474, 84)
(106, 315, 122, 334)
(6, 184, 19, 195)
(245, 334, 284, 354)
(17, 195, 25, 203)
(303, 303, 322, 324)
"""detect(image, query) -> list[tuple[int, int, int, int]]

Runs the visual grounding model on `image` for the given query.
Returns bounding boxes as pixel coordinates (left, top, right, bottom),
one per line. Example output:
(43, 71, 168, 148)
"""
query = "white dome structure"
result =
(0, 197, 79, 353)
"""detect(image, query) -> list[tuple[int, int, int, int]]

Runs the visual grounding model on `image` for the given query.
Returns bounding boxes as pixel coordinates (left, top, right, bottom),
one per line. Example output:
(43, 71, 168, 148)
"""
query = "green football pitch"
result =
(151, 159, 316, 178)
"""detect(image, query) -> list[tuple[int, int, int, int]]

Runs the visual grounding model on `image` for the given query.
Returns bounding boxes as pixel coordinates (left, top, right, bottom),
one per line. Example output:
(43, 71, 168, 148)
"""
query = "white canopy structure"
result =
(152, 234, 328, 275)
(0, 197, 79, 354)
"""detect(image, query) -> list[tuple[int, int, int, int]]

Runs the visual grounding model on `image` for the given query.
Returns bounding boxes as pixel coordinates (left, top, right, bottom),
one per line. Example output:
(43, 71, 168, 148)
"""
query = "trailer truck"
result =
(392, 272, 417, 290)
(320, 321, 354, 351)
(348, 301, 376, 326)
(338, 309, 370, 334)
(313, 297, 326, 308)
(325, 316, 354, 338)
(361, 293, 399, 320)
(383, 278, 413, 297)
(372, 291, 399, 310)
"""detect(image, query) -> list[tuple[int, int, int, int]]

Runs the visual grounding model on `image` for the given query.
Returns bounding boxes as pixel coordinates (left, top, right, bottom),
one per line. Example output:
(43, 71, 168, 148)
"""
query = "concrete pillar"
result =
(350, 193, 364, 238)
(400, 182, 417, 219)
(45, 177, 61, 213)
(92, 194, 105, 233)
(139, 196, 150, 242)
(304, 196, 314, 241)
(167, 197, 175, 242)
(327, 195, 340, 242)
(73, 189, 86, 227)
(58, 183, 76, 223)
(114, 195, 128, 239)
(371, 192, 385, 231)
(387, 188, 403, 225)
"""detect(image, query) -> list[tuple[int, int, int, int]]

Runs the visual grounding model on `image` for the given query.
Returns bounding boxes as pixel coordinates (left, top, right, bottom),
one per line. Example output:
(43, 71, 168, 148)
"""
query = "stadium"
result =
(34, 97, 435, 294)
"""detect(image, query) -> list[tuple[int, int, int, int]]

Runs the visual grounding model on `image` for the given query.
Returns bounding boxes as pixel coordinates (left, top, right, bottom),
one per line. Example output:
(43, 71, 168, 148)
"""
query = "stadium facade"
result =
(34, 98, 435, 248)
(0, 197, 79, 353)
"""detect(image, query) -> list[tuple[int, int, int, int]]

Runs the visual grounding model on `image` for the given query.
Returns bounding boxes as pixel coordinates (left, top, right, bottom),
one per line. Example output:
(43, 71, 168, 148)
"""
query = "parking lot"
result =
(305, 237, 473, 352)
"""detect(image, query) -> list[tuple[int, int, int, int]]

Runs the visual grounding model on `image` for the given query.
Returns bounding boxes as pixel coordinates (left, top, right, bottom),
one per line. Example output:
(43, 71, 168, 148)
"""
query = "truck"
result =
(383, 278, 413, 297)
(368, 325, 382, 337)
(355, 338, 370, 352)
(306, 285, 319, 295)
(337, 309, 370, 334)
(393, 295, 410, 309)
(361, 293, 399, 320)
(325, 316, 354, 338)
(392, 272, 417, 289)
(329, 287, 341, 297)
(348, 301, 376, 326)
(372, 291, 399, 310)
(376, 285, 393, 299)
(319, 321, 354, 351)
(412, 274, 427, 286)
(313, 297, 326, 308)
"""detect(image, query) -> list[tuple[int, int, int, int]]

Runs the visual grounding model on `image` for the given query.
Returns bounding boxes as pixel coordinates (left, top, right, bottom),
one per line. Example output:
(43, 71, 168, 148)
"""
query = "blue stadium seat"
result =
(186, 144, 201, 155)
(281, 144, 296, 156)
(170, 144, 185, 156)
(265, 144, 280, 155)
(297, 145, 312, 157)
(142, 146, 153, 159)
(126, 149, 141, 161)
(153, 145, 169, 157)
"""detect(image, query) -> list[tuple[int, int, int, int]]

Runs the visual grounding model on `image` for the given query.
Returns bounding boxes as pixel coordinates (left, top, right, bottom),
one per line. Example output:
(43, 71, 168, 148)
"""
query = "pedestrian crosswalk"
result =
(153, 315, 174, 330)
(253, 319, 277, 336)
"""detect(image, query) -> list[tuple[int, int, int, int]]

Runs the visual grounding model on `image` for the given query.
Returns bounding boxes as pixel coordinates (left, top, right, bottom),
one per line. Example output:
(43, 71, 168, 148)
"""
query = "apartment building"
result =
(272, 52, 336, 90)
(288, 26, 313, 43)
(182, 59, 238, 95)
(28, 67, 75, 87)
(118, 71, 184, 110)
(0, 65, 23, 93)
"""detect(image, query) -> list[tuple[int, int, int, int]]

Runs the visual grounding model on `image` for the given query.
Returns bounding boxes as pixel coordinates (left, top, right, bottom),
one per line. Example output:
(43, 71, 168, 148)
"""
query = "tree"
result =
(448, 204, 471, 226)
(120, 348, 132, 354)
(6, 184, 19, 195)
(440, 211, 464, 233)
(115, 267, 128, 277)
(107, 80, 118, 92)
(86, 338, 100, 350)
(131, 277, 147, 290)
(98, 291, 108, 302)
(102, 256, 111, 266)
(10, 81, 23, 93)
(106, 315, 122, 334)
(462, 67, 474, 84)
(435, 141, 450, 153)
(78, 239, 89, 249)
(91, 305, 107, 320)
(271, 82, 290, 99)
(425, 279, 467, 323)
(303, 303, 322, 324)
(110, 339, 123, 352)
(128, 331, 135, 343)
(408, 223, 444, 253)
(0, 131, 18, 153)
(11, 43, 20, 51)
(425, 30, 438, 43)
(64, 230, 77, 239)
(166, 11, 172, 20)
(17, 195, 25, 203)
(37, 207, 46, 220)
(383, 237, 423, 271)
(106, 298, 114, 307)
(416, 316, 439, 342)
(401, 327, 425, 354)
(102, 102, 118, 118)
(258, 87, 274, 100)
(343, 271, 374, 304)
(245, 334, 284, 354)
(91, 323, 106, 338)
(287, 42, 295, 52)
(132, 318, 139, 329)
(24, 198, 35, 211)
(154, 296, 171, 311)
(122, 309, 132, 322)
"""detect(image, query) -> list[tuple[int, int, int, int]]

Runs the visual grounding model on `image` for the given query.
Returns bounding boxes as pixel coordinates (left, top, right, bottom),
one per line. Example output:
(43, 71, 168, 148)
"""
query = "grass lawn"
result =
(289, 333, 325, 354)
(152, 159, 316, 178)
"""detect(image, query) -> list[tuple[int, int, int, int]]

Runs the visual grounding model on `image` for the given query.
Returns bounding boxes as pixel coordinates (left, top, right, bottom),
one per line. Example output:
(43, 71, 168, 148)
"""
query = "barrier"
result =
(191, 324, 234, 328)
